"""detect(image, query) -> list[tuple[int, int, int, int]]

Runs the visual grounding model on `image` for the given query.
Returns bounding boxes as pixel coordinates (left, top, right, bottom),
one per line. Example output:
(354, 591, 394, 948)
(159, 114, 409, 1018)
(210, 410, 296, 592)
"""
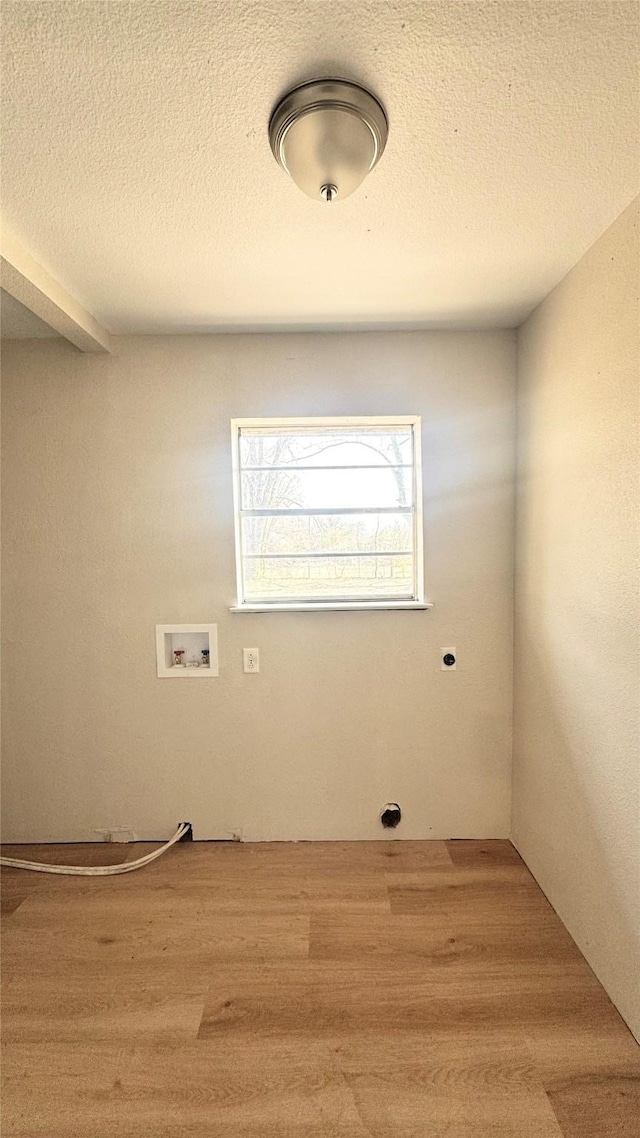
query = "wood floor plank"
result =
(446, 838, 524, 867)
(1, 889, 30, 917)
(1, 1043, 131, 1137)
(1, 1036, 564, 1138)
(3, 895, 310, 967)
(310, 910, 582, 964)
(0, 843, 148, 914)
(194, 839, 454, 873)
(197, 957, 618, 1039)
(22, 879, 389, 913)
(1, 981, 207, 1045)
(0, 843, 142, 866)
(3, 858, 390, 913)
(1, 960, 208, 1043)
(2, 838, 638, 1137)
(116, 1034, 562, 1138)
(171, 874, 391, 913)
(526, 1026, 640, 1137)
(387, 865, 560, 926)
(388, 861, 535, 887)
(546, 1073, 640, 1138)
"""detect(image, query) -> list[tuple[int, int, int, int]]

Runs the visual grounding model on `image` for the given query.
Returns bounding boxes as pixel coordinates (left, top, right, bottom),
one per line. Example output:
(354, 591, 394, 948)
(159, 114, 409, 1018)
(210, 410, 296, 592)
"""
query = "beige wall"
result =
(1, 330, 515, 843)
(513, 198, 640, 1038)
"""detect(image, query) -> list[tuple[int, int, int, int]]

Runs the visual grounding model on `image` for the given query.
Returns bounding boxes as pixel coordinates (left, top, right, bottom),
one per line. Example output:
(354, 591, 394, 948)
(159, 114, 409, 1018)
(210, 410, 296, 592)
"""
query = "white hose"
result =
(0, 823, 190, 876)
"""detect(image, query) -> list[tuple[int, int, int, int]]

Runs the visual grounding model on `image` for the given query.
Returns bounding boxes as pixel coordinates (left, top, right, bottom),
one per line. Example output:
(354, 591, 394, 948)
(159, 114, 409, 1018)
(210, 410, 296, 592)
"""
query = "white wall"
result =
(1, 330, 515, 843)
(513, 198, 640, 1039)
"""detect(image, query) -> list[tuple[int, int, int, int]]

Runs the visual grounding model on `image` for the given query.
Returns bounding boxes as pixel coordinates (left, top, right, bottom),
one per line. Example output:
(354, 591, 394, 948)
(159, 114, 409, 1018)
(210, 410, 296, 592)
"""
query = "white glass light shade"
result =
(269, 80, 388, 203)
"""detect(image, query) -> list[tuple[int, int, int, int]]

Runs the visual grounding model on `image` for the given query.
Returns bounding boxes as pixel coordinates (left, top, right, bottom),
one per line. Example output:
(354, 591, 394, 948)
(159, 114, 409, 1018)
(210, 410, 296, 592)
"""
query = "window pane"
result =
(233, 418, 422, 605)
(239, 427, 412, 469)
(242, 554, 415, 600)
(241, 512, 413, 557)
(240, 465, 412, 511)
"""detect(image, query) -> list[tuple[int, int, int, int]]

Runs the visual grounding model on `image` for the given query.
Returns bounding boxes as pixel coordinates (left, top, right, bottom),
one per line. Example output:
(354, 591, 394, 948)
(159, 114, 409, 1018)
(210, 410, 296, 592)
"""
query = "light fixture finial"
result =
(320, 184, 338, 203)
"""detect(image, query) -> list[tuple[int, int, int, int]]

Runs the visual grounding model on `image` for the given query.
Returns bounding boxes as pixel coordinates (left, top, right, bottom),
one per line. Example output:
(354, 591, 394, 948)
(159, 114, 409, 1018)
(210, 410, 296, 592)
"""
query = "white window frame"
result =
(230, 416, 431, 612)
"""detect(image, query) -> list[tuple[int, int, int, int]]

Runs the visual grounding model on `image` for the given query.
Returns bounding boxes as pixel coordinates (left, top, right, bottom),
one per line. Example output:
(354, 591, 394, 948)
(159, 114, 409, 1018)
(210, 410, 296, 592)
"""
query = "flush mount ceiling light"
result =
(268, 79, 388, 203)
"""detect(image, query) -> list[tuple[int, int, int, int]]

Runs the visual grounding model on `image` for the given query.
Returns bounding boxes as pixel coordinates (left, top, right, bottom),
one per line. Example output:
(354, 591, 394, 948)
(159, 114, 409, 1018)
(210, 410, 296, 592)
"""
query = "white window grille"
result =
(231, 417, 425, 610)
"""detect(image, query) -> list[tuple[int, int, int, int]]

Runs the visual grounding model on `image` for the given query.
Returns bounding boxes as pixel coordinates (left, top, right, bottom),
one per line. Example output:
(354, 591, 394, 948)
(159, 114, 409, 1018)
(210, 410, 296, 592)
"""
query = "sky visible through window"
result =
(236, 424, 420, 602)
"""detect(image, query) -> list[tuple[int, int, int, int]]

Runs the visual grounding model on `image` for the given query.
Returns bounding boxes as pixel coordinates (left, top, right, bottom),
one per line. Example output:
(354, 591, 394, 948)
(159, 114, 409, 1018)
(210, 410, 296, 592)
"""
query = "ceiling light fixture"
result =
(268, 79, 388, 204)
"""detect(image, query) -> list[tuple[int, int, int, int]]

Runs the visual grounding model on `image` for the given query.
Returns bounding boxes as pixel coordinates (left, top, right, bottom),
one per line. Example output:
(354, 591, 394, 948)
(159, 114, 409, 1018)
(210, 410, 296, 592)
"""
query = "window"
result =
(230, 417, 426, 611)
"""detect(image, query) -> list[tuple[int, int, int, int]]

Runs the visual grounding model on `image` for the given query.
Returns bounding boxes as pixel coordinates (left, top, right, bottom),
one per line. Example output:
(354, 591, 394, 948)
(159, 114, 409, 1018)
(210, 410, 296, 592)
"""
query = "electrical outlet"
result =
(92, 828, 135, 843)
(441, 647, 457, 670)
(243, 647, 260, 673)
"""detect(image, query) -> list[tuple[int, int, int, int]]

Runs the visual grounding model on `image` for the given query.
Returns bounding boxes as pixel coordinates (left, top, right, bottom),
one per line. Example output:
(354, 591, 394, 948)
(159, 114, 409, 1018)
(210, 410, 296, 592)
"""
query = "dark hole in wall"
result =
(380, 803, 402, 829)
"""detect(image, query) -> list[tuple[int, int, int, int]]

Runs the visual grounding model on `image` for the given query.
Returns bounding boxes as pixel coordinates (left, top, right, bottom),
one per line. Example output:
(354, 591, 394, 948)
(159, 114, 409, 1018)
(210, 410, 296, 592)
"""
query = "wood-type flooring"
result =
(1, 838, 638, 1136)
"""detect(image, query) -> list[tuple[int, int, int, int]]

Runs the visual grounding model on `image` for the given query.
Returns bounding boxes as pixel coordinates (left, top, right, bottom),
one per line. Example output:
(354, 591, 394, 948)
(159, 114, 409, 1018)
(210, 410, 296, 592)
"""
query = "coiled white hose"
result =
(0, 823, 190, 876)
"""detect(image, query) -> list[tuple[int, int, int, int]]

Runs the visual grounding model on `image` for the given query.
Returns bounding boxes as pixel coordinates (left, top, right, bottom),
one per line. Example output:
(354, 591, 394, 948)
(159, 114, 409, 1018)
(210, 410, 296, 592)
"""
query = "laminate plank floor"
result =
(1, 839, 638, 1137)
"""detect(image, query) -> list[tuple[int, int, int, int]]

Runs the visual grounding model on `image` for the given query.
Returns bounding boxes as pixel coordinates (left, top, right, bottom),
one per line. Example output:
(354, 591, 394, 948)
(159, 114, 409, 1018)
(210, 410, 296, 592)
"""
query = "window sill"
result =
(229, 601, 434, 613)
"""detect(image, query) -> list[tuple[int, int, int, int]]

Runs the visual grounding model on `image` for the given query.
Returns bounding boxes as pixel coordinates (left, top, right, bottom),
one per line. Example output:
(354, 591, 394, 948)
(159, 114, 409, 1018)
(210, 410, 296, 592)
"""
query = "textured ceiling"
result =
(2, 0, 638, 334)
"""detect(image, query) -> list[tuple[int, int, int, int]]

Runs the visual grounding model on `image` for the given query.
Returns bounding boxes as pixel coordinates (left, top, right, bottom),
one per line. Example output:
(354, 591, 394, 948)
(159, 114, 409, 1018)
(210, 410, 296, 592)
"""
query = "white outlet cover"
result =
(92, 828, 136, 843)
(243, 647, 260, 673)
(441, 647, 457, 670)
